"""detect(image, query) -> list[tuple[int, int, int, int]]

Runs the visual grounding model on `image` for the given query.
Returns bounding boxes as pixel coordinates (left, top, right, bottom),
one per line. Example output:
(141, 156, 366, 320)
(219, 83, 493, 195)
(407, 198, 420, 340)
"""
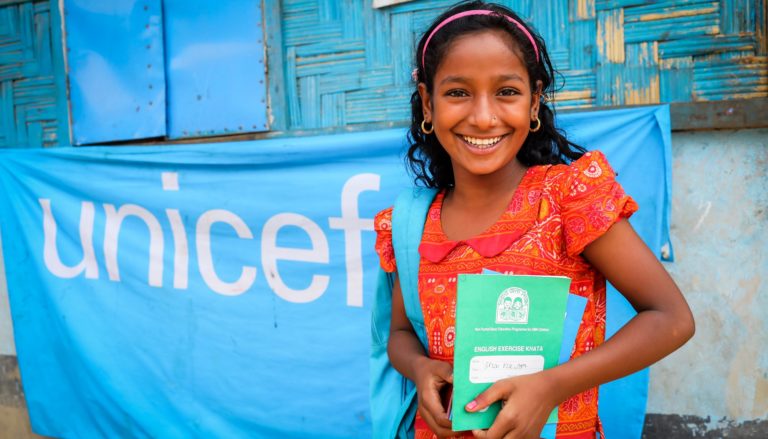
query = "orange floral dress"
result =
(374, 151, 637, 439)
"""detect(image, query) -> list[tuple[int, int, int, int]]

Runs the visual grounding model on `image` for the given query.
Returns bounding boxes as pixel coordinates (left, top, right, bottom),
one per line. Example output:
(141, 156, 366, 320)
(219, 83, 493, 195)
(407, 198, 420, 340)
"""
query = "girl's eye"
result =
(446, 89, 468, 98)
(498, 88, 519, 97)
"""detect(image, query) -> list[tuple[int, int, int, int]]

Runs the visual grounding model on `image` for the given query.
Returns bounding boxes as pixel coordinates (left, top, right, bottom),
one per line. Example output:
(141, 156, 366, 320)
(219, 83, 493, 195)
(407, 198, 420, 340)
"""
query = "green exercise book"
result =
(451, 274, 571, 432)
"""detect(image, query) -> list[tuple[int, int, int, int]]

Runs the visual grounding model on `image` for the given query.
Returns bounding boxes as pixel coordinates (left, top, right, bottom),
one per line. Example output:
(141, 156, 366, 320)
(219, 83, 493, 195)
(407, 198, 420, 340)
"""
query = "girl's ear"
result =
(531, 80, 543, 120)
(418, 82, 433, 122)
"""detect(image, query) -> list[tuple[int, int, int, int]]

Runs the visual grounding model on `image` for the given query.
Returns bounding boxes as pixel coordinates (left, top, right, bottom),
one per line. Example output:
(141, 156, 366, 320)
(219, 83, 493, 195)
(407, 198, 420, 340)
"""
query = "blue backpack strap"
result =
(371, 268, 400, 438)
(392, 187, 437, 349)
(369, 187, 437, 439)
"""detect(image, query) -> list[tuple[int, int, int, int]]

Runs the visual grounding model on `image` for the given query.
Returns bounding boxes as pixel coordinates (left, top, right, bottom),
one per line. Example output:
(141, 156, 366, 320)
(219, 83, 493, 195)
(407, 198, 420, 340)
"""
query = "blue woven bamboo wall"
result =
(276, 0, 767, 130)
(0, 0, 765, 146)
(0, 0, 68, 148)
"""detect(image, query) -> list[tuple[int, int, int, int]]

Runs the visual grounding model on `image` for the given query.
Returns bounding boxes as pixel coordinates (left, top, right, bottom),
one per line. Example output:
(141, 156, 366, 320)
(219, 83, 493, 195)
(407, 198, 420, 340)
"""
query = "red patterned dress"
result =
(374, 151, 637, 438)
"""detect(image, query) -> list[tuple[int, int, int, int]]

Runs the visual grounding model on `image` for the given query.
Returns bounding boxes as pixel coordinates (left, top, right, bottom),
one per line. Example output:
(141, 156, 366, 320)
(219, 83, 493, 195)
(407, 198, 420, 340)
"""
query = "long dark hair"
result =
(407, 1, 585, 188)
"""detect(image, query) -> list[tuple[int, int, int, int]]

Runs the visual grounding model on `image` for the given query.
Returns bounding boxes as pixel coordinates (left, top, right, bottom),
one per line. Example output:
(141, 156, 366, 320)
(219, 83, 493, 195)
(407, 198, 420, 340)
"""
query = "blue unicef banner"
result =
(0, 106, 671, 438)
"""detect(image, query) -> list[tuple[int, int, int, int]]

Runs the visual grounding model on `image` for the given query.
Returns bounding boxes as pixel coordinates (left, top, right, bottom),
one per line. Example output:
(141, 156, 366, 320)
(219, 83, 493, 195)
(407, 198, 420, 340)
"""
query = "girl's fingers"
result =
(466, 381, 506, 412)
(433, 360, 454, 383)
(485, 416, 518, 439)
(472, 428, 518, 439)
(471, 402, 519, 439)
(419, 405, 454, 437)
(421, 389, 452, 429)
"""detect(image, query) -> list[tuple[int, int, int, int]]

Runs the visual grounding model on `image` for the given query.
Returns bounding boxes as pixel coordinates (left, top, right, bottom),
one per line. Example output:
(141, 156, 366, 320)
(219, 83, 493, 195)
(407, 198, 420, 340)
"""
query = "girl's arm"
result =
(388, 275, 456, 437)
(470, 219, 695, 439)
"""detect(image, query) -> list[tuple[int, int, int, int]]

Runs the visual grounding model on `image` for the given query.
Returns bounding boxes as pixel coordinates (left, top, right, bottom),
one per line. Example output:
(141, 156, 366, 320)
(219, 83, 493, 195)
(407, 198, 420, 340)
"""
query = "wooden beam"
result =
(558, 98, 768, 131)
(669, 98, 768, 131)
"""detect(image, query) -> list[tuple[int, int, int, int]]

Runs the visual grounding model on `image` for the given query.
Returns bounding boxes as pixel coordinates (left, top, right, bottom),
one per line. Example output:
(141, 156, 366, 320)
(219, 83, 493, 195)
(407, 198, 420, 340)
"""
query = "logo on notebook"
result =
(496, 287, 529, 324)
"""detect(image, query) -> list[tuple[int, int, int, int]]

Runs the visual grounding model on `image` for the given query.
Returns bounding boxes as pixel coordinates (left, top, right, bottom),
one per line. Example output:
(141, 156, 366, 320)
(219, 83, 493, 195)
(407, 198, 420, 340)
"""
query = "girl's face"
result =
(419, 30, 540, 182)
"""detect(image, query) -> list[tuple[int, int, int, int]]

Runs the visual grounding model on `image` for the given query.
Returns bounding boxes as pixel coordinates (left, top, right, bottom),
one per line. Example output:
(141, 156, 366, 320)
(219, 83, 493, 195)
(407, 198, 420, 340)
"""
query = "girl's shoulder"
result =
(542, 150, 638, 257)
(544, 150, 615, 180)
(536, 150, 620, 200)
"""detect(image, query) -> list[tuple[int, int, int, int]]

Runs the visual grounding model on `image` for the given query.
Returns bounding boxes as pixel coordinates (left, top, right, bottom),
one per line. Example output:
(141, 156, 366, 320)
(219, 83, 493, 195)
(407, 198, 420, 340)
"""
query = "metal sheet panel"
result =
(63, 0, 166, 144)
(163, 0, 268, 138)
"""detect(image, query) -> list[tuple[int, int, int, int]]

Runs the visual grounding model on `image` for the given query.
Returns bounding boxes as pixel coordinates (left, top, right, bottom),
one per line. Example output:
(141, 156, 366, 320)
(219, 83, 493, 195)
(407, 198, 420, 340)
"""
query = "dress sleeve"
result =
(374, 207, 397, 273)
(560, 151, 639, 257)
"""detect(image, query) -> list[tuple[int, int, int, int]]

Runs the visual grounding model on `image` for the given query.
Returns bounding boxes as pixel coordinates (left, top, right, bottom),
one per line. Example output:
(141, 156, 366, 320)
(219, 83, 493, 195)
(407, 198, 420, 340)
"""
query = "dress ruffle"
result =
(373, 207, 397, 273)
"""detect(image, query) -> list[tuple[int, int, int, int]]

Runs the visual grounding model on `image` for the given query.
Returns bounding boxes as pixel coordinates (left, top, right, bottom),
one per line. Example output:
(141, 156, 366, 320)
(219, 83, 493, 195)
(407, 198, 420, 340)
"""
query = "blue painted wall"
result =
(648, 128, 768, 433)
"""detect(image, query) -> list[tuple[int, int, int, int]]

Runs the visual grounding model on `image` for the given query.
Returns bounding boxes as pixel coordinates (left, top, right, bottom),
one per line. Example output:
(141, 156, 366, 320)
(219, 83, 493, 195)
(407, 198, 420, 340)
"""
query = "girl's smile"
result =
(456, 134, 508, 159)
(460, 134, 505, 150)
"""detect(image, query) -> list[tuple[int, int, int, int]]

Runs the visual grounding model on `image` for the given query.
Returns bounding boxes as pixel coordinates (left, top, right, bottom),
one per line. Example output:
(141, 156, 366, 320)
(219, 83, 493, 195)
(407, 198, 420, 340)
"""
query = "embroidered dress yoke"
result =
(374, 152, 637, 439)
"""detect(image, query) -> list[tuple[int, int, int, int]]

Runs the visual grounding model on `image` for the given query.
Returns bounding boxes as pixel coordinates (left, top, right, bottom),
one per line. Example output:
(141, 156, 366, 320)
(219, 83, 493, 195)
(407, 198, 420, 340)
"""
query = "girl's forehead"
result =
(433, 30, 529, 81)
(444, 29, 525, 61)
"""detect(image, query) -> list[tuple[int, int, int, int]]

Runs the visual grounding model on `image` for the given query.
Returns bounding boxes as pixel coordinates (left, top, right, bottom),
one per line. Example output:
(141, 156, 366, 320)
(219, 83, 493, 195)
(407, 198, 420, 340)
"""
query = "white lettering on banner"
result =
(40, 199, 99, 279)
(104, 204, 164, 287)
(328, 173, 379, 307)
(37, 173, 379, 306)
(262, 213, 330, 303)
(166, 209, 189, 290)
(197, 210, 257, 296)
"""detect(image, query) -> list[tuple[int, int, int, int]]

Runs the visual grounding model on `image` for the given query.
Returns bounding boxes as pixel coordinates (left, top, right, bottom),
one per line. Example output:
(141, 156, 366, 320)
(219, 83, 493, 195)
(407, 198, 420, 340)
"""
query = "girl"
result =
(373, 1, 695, 438)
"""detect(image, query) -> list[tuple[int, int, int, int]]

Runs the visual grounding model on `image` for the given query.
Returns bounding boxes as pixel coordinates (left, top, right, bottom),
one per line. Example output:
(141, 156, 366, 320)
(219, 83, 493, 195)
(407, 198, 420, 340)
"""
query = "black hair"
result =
(407, 0, 586, 188)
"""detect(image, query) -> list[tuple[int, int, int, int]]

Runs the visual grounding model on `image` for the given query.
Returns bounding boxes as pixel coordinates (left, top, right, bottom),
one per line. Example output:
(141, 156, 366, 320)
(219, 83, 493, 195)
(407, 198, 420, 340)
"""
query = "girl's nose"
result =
(470, 97, 496, 129)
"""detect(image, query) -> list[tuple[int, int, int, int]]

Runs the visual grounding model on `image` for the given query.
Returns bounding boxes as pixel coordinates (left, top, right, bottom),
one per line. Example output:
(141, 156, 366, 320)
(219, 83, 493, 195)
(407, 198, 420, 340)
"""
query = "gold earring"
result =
(421, 119, 434, 135)
(530, 116, 541, 133)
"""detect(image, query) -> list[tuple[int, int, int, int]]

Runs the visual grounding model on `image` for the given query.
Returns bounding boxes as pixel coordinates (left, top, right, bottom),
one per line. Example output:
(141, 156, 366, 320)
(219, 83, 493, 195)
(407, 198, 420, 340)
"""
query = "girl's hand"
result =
(467, 371, 559, 439)
(413, 356, 455, 438)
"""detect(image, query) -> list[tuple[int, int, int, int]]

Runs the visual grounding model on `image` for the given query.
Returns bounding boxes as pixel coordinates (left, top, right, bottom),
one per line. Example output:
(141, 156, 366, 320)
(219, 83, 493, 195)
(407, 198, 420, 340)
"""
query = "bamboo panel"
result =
(275, 0, 767, 126)
(0, 1, 61, 148)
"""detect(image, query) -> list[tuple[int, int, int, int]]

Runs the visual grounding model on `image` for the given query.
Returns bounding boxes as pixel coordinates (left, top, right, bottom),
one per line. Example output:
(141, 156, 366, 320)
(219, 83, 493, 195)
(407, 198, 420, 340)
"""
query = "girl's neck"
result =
(441, 160, 529, 241)
(448, 159, 528, 208)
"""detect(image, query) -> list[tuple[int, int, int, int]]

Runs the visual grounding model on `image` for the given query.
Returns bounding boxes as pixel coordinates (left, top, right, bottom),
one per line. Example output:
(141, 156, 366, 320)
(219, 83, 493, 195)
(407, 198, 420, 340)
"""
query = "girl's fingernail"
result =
(466, 400, 478, 411)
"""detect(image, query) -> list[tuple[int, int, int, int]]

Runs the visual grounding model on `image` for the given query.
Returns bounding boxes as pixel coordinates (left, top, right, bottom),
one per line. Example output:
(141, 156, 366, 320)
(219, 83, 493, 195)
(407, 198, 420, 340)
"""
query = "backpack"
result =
(370, 187, 437, 439)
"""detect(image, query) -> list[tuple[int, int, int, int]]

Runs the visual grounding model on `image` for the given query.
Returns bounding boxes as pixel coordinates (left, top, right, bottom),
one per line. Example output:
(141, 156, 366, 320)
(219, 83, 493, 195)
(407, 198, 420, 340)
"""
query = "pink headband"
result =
(421, 9, 540, 70)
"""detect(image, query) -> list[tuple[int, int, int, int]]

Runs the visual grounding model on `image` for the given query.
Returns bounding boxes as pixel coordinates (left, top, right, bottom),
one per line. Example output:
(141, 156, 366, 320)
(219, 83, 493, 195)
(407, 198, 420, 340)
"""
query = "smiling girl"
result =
(373, 2, 694, 438)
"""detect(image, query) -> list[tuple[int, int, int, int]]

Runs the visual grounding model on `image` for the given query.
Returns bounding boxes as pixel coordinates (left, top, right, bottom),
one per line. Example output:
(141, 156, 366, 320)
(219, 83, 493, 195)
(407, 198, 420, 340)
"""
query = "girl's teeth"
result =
(462, 136, 502, 147)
